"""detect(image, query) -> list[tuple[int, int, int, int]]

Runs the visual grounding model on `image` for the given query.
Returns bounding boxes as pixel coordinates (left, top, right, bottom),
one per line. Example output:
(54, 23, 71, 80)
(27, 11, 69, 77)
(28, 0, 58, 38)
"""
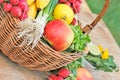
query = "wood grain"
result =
(79, 1, 120, 80)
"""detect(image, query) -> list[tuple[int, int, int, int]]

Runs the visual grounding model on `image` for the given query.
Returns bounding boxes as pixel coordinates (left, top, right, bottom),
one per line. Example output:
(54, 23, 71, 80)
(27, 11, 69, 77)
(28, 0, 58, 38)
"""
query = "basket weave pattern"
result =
(0, 0, 109, 71)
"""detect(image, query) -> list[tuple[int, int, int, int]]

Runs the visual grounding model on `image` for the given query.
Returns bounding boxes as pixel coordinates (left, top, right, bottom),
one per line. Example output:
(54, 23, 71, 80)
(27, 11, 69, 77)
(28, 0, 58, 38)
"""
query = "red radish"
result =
(53, 76, 63, 80)
(19, 1, 28, 20)
(0, 0, 4, 3)
(73, 0, 81, 13)
(18, 0, 28, 11)
(48, 74, 56, 80)
(71, 18, 77, 25)
(68, 0, 75, 3)
(77, 0, 84, 3)
(19, 12, 28, 20)
(3, 3, 13, 12)
(64, 1, 71, 6)
(59, 0, 66, 3)
(11, 6, 22, 17)
(58, 68, 70, 78)
(10, 0, 19, 5)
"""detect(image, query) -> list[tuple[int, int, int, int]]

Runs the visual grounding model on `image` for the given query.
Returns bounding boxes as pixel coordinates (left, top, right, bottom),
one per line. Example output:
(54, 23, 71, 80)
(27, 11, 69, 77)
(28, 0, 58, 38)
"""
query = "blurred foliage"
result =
(86, 0, 120, 47)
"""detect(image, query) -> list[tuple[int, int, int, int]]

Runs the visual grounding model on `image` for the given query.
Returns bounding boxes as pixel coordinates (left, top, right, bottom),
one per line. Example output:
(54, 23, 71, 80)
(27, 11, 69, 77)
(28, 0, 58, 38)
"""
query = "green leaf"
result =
(84, 54, 119, 72)
(66, 25, 91, 52)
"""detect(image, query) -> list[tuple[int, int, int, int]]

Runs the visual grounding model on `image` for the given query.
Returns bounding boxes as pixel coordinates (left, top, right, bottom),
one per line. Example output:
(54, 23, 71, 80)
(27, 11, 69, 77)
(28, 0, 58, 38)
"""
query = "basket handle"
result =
(82, 0, 110, 34)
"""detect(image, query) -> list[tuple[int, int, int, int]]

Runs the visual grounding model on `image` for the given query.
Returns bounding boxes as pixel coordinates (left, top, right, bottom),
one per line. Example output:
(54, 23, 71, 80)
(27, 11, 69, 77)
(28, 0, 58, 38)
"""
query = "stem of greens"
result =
(36, 0, 58, 22)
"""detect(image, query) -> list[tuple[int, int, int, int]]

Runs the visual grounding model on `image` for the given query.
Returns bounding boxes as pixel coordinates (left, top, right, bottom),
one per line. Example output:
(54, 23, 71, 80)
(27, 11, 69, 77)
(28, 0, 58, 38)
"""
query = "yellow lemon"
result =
(53, 4, 74, 24)
(26, 0, 35, 6)
(36, 0, 50, 9)
(27, 3, 37, 19)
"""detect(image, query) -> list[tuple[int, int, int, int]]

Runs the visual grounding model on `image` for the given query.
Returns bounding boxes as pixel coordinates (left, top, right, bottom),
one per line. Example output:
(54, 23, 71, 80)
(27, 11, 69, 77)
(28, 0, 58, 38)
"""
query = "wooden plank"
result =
(79, 1, 120, 80)
(0, 52, 46, 80)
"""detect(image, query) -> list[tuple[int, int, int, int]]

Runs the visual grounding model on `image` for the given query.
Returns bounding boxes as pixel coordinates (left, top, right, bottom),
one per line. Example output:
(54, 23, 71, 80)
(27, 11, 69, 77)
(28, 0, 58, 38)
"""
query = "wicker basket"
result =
(0, 0, 109, 71)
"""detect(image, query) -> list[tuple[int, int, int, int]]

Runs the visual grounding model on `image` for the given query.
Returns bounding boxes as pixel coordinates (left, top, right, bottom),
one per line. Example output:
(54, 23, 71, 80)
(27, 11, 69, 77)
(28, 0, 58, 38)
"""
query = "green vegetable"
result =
(65, 57, 83, 79)
(37, 0, 58, 21)
(66, 25, 90, 52)
(85, 53, 119, 72)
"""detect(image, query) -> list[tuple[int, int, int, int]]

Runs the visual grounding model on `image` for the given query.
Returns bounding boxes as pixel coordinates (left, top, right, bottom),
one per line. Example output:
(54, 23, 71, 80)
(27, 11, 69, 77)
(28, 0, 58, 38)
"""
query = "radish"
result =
(64, 1, 71, 6)
(11, 6, 22, 17)
(73, 0, 81, 13)
(0, 0, 4, 3)
(59, 0, 66, 3)
(77, 0, 84, 3)
(3, 3, 13, 12)
(71, 18, 76, 25)
(19, 12, 28, 20)
(19, 3, 28, 21)
(68, 0, 75, 3)
(10, 0, 19, 5)
(18, 0, 28, 11)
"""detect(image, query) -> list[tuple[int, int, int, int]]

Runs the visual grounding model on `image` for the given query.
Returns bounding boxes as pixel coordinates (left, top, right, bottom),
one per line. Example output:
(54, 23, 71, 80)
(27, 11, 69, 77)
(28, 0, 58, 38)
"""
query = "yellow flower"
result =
(102, 48, 109, 60)
(98, 45, 103, 53)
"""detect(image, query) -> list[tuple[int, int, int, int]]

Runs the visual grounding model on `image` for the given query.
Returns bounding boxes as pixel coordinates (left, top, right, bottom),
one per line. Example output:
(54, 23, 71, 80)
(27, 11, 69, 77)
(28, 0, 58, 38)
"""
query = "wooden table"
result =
(0, 1, 120, 80)
(79, 1, 120, 80)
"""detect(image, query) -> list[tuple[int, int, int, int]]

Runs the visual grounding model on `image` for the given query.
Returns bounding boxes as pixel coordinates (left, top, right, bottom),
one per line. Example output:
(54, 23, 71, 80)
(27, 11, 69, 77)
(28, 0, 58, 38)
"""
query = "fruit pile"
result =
(0, 0, 28, 20)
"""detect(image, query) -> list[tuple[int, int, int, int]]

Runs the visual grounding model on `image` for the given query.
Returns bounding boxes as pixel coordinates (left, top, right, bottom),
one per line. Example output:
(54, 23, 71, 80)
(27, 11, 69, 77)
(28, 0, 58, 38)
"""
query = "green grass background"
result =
(86, 0, 120, 47)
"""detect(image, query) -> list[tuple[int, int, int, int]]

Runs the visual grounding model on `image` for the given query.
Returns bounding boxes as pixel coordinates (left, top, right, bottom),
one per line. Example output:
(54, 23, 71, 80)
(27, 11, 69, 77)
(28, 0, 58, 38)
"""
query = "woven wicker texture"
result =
(0, 0, 109, 71)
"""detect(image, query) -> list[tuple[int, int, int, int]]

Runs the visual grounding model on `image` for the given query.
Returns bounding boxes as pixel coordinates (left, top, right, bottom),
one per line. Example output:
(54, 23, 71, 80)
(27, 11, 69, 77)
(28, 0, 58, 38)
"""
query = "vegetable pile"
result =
(2, 0, 28, 20)
(0, 0, 119, 80)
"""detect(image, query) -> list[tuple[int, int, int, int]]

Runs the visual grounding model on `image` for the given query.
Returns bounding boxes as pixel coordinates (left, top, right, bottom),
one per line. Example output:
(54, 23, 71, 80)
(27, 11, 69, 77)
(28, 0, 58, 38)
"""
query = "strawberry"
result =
(53, 76, 63, 80)
(58, 68, 70, 78)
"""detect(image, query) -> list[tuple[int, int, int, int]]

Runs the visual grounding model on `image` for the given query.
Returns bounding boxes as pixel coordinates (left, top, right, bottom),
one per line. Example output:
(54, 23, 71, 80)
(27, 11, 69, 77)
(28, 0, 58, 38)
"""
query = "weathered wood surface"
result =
(79, 1, 120, 80)
(0, 0, 120, 80)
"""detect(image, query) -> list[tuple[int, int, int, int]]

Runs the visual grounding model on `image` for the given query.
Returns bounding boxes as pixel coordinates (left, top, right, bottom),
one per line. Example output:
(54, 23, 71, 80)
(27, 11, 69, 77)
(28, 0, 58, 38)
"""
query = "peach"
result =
(44, 19, 74, 51)
(76, 68, 94, 80)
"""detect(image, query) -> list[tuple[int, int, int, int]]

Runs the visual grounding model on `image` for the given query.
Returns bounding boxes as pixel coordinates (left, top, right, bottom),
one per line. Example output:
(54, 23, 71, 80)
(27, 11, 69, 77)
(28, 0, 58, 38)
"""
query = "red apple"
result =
(44, 19, 74, 51)
(76, 68, 94, 80)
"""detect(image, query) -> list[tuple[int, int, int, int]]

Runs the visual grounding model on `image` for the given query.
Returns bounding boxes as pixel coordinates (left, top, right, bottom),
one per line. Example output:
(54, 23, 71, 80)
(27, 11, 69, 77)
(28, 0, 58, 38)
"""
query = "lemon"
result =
(26, 0, 35, 6)
(27, 3, 37, 19)
(36, 0, 50, 9)
(53, 4, 74, 24)
(87, 42, 101, 56)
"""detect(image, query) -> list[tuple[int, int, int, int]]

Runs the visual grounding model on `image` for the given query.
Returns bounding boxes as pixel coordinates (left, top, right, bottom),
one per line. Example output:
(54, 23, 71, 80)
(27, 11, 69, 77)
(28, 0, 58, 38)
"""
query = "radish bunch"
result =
(48, 68, 70, 80)
(59, 0, 83, 25)
(1, 0, 28, 20)
(59, 0, 83, 14)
